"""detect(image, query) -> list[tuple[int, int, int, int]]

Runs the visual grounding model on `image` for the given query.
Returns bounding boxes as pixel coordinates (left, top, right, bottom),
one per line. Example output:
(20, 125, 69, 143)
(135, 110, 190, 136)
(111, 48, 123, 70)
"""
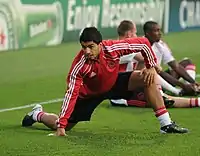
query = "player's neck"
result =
(118, 36, 126, 40)
(145, 36, 154, 45)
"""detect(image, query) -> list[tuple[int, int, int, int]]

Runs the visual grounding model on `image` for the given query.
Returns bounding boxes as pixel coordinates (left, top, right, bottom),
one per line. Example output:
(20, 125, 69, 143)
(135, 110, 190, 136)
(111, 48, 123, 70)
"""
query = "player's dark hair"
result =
(117, 20, 134, 36)
(79, 27, 102, 45)
(143, 21, 158, 33)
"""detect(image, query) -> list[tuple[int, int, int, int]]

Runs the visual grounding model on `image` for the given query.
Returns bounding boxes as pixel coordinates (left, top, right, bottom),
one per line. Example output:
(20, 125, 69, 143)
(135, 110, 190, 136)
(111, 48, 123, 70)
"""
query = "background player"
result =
(116, 20, 199, 96)
(111, 20, 200, 107)
(144, 21, 200, 96)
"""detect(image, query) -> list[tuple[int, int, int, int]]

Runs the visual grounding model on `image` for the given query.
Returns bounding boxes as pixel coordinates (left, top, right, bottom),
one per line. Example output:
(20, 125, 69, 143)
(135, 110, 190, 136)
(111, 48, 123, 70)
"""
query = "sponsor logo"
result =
(107, 60, 116, 69)
(90, 71, 97, 78)
(29, 20, 52, 38)
(66, 0, 165, 31)
(0, 16, 8, 51)
(179, 0, 200, 29)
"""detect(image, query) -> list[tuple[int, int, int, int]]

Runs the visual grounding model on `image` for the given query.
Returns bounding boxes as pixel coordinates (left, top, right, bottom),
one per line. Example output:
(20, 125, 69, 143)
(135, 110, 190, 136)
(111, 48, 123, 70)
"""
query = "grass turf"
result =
(0, 31, 200, 156)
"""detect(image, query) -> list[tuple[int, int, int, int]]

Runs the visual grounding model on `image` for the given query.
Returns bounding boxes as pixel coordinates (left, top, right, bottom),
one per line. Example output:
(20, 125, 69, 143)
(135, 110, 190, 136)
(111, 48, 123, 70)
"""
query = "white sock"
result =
(185, 64, 196, 83)
(155, 107, 172, 127)
(157, 112, 172, 127)
(32, 111, 44, 122)
(157, 75, 181, 95)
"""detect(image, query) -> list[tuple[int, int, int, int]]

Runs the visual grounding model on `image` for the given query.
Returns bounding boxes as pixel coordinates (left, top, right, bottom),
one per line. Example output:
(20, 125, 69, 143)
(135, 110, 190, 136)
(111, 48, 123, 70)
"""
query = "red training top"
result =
(57, 37, 157, 128)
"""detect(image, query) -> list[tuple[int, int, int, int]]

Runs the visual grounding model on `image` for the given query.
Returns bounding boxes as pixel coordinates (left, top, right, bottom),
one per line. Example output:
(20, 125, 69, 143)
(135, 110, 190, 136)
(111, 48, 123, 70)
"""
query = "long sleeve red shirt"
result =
(57, 37, 157, 128)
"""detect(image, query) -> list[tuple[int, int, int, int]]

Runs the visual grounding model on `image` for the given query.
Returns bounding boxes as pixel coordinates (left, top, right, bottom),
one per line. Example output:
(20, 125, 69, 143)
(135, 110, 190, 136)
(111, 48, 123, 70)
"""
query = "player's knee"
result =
(155, 76, 160, 84)
(132, 71, 144, 83)
(128, 71, 146, 90)
(180, 58, 193, 67)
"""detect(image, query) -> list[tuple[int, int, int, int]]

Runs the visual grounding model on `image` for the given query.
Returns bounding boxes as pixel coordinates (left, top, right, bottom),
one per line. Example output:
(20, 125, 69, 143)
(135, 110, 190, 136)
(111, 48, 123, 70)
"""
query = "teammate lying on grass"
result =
(111, 70, 200, 108)
(22, 27, 188, 136)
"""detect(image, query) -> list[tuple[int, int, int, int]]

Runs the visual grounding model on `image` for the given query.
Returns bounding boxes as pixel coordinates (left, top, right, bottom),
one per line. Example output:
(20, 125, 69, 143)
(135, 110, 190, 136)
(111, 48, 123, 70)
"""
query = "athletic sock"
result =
(189, 98, 200, 107)
(154, 106, 172, 127)
(185, 64, 196, 83)
(32, 111, 45, 122)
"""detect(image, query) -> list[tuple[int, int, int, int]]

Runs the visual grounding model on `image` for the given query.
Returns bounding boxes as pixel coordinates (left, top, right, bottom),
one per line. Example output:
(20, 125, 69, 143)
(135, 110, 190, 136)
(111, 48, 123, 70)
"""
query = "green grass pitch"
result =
(0, 31, 200, 156)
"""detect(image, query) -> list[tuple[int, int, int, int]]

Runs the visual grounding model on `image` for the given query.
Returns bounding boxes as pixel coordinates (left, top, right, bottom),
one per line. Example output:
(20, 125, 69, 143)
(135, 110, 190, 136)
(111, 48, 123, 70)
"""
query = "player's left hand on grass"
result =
(56, 128, 67, 136)
(48, 128, 66, 137)
(140, 67, 156, 86)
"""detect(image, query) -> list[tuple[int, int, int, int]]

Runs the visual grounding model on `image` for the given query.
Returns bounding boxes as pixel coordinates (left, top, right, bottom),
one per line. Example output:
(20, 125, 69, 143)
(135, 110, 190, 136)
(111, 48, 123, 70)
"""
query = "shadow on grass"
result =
(67, 127, 168, 148)
(1, 123, 183, 150)
(0, 123, 53, 135)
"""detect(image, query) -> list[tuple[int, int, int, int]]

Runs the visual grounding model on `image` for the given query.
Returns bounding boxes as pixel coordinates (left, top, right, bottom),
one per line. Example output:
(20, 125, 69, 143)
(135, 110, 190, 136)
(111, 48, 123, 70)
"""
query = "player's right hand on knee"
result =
(140, 67, 156, 86)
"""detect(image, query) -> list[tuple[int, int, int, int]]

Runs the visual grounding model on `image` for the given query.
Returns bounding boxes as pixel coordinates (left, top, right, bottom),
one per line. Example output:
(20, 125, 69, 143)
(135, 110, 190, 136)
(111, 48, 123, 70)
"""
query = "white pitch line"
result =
(0, 98, 63, 113)
(0, 74, 200, 113)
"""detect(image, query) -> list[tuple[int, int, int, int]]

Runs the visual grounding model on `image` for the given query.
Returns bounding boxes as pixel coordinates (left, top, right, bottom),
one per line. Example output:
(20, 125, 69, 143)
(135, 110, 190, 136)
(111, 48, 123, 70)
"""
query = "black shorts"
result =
(68, 72, 133, 123)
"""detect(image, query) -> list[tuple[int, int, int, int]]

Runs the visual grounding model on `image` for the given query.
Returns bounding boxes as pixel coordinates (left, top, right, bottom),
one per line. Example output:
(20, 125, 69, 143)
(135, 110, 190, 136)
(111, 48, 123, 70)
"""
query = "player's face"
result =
(81, 41, 100, 60)
(147, 24, 162, 42)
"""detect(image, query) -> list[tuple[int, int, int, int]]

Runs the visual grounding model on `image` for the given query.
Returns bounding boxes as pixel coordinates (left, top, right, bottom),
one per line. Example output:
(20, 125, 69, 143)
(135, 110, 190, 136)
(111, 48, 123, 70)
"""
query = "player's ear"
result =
(98, 43, 102, 51)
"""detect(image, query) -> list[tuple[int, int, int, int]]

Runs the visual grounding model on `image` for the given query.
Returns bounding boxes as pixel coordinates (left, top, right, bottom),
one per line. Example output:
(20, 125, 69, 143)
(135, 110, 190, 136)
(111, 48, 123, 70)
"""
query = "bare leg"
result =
(127, 70, 188, 133)
(180, 58, 196, 83)
(166, 58, 194, 80)
(128, 71, 164, 110)
(40, 113, 58, 130)
(22, 104, 77, 131)
(165, 94, 200, 108)
(37, 113, 77, 131)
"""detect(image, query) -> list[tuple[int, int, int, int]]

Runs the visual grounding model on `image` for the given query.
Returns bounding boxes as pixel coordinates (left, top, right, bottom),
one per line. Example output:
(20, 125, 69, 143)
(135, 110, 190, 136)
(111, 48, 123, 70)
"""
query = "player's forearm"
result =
(134, 53, 144, 62)
(174, 65, 195, 84)
(159, 71, 185, 88)
(57, 95, 77, 128)
(58, 76, 82, 128)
